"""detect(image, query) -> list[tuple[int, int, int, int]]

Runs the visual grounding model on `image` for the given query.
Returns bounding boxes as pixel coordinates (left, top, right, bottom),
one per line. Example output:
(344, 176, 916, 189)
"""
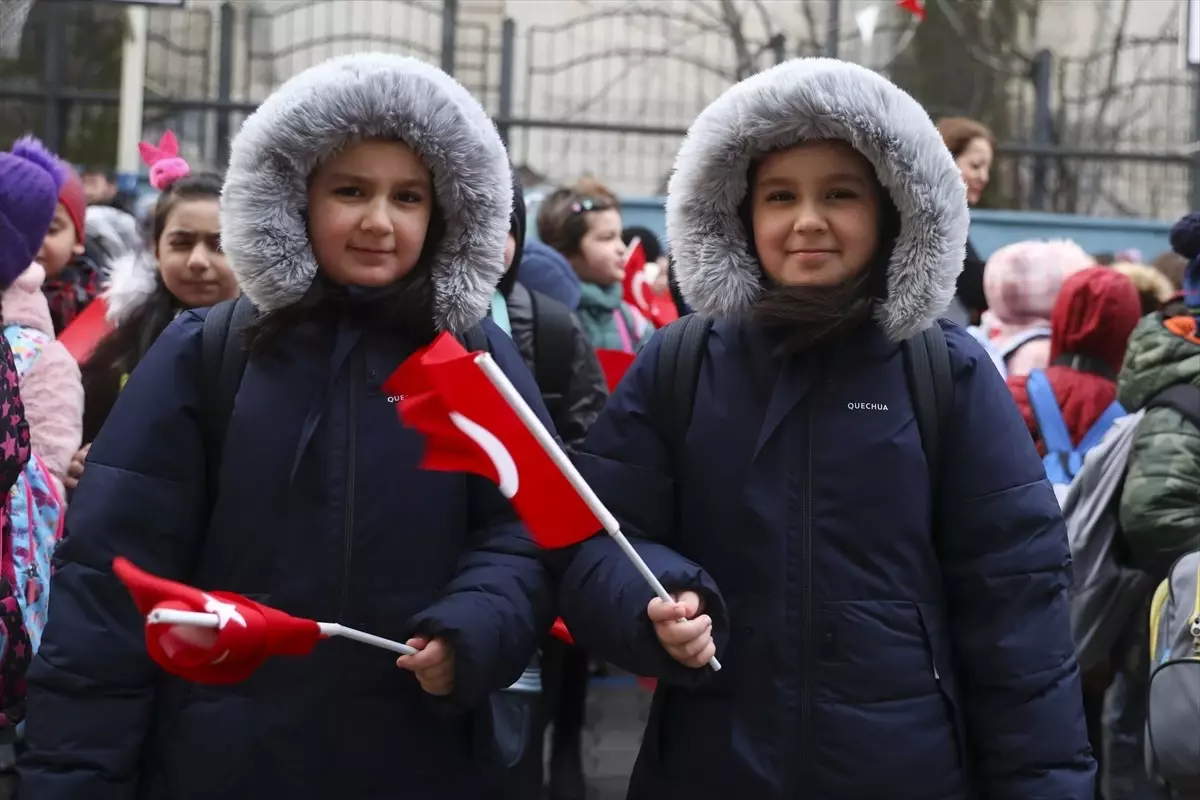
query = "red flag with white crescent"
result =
(621, 239, 679, 329)
(385, 333, 604, 549)
(113, 557, 322, 685)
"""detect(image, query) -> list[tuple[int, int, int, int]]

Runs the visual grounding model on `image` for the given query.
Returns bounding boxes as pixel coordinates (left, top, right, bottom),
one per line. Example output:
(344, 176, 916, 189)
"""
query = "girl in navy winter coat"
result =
(557, 59, 1095, 799)
(20, 54, 555, 799)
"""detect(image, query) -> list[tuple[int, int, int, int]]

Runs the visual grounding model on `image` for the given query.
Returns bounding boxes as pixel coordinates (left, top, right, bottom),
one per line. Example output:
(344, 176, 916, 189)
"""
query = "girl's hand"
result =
(65, 443, 90, 490)
(396, 636, 456, 696)
(647, 591, 714, 668)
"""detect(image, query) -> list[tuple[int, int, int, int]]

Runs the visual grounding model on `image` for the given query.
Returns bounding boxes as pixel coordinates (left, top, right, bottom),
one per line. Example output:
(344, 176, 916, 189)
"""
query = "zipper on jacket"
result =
(800, 403, 813, 791)
(338, 354, 358, 622)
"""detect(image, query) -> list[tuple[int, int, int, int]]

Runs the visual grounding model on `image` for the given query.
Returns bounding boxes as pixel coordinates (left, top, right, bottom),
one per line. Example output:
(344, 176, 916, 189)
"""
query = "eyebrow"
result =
(323, 171, 427, 188)
(757, 172, 871, 188)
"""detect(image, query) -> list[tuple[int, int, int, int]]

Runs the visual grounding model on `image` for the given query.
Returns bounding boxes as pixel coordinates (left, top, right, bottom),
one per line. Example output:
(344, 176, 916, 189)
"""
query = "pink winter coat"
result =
(1, 262, 83, 486)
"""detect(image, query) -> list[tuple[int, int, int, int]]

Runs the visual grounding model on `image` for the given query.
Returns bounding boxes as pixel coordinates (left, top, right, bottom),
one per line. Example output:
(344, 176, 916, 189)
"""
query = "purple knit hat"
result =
(1169, 211, 1200, 316)
(0, 136, 65, 289)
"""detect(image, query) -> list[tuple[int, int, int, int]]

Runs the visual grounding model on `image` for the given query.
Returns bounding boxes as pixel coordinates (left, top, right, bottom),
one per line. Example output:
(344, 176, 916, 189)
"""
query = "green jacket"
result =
(575, 282, 655, 353)
(1117, 313, 1200, 575)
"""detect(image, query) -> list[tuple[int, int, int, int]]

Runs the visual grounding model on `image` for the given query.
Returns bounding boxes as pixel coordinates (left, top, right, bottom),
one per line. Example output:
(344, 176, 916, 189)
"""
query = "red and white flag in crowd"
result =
(595, 349, 636, 393)
(387, 334, 722, 671)
(621, 238, 679, 330)
(113, 557, 416, 685)
(58, 297, 113, 363)
(386, 333, 606, 549)
(896, 0, 926, 21)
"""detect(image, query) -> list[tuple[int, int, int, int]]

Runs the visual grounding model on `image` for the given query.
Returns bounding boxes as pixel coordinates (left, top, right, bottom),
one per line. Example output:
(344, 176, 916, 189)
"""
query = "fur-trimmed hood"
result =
(221, 53, 513, 334)
(103, 250, 159, 325)
(666, 58, 969, 342)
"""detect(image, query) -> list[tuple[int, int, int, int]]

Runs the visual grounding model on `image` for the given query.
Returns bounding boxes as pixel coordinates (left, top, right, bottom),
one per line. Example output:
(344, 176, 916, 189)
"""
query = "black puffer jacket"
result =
(505, 281, 607, 451)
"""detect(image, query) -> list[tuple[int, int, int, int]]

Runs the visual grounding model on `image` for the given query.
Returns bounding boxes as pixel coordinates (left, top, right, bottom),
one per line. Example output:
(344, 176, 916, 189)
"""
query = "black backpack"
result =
(650, 313, 955, 506)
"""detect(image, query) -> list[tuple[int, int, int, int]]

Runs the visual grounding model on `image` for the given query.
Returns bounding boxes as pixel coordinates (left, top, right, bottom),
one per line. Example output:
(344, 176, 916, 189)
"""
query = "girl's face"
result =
(572, 208, 626, 287)
(155, 198, 238, 309)
(36, 204, 84, 279)
(955, 136, 993, 205)
(751, 140, 881, 288)
(307, 139, 433, 288)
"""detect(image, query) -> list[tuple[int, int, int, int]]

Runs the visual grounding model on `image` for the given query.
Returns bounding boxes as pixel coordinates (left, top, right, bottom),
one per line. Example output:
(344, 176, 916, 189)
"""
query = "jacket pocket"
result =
(915, 602, 968, 774)
(813, 600, 969, 799)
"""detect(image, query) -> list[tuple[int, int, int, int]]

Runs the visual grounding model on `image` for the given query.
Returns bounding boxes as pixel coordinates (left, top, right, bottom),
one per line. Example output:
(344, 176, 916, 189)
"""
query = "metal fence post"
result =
(41, 10, 65, 151)
(770, 33, 786, 66)
(825, 0, 840, 58)
(1030, 48, 1054, 211)
(440, 0, 458, 76)
(215, 2, 235, 170)
(498, 18, 515, 148)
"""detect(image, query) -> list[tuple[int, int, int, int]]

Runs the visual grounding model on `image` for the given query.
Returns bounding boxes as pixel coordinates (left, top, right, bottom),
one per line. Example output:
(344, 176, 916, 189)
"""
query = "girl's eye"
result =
(333, 187, 363, 197)
(766, 191, 794, 202)
(395, 192, 423, 204)
(827, 189, 857, 200)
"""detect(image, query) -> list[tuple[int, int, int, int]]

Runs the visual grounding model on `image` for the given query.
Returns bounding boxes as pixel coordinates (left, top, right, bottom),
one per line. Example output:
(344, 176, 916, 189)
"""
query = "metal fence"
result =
(2, 0, 1197, 220)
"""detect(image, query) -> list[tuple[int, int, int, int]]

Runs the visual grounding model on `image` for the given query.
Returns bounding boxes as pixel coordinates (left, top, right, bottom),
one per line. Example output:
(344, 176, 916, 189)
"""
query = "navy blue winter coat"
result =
(19, 54, 555, 800)
(559, 59, 1094, 799)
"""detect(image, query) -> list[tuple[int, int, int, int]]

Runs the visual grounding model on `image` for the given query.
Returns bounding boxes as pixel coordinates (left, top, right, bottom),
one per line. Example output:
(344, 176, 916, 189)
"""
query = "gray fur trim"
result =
(103, 250, 159, 326)
(665, 58, 969, 342)
(221, 53, 513, 333)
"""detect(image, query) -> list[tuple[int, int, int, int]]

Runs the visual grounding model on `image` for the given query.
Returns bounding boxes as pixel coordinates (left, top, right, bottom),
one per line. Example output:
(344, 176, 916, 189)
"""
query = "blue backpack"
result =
(1026, 368, 1126, 500)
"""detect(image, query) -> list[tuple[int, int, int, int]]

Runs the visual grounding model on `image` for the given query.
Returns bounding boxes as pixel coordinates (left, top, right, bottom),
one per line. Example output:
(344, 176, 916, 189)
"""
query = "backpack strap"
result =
(529, 290, 575, 420)
(1026, 369, 1074, 456)
(1076, 399, 1127, 453)
(653, 314, 714, 461)
(460, 324, 490, 354)
(200, 296, 258, 498)
(901, 324, 954, 510)
(1146, 383, 1200, 429)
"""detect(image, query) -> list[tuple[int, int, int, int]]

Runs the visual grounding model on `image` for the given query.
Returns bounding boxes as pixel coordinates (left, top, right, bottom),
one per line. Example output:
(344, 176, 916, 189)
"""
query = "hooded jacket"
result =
(558, 58, 1092, 800)
(20, 54, 555, 800)
(1117, 312, 1200, 575)
(1008, 267, 1142, 454)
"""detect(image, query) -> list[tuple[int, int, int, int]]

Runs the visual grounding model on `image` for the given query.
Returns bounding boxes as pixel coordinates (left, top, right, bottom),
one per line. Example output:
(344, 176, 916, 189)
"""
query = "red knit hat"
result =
(57, 163, 86, 241)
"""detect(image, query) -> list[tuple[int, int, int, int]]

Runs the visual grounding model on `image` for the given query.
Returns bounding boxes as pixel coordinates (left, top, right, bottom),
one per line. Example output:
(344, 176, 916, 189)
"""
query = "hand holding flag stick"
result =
(388, 335, 721, 672)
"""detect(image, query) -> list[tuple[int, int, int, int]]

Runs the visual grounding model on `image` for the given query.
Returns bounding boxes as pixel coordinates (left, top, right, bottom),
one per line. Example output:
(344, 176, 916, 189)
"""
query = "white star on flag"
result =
(203, 594, 247, 629)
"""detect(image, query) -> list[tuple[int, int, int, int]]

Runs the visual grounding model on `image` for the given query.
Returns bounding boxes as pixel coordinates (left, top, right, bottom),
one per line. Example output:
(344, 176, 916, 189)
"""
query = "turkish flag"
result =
(57, 298, 113, 363)
(113, 557, 322, 685)
(595, 349, 636, 392)
(896, 0, 926, 21)
(385, 333, 604, 549)
(621, 239, 680, 329)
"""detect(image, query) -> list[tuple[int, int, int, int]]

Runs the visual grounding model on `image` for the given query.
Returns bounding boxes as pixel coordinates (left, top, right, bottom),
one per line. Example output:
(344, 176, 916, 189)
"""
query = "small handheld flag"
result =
(113, 558, 417, 685)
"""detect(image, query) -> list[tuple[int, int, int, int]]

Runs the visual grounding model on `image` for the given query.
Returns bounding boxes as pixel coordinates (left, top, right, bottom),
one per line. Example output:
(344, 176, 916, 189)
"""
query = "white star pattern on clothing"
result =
(203, 594, 247, 629)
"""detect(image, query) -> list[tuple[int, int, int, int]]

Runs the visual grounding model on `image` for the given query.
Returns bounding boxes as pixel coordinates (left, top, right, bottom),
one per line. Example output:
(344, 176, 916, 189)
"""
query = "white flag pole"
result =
(475, 354, 722, 672)
(146, 608, 418, 655)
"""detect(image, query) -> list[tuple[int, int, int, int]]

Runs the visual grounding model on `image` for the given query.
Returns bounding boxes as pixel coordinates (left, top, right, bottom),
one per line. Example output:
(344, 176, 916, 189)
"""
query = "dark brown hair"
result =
(936, 117, 995, 159)
(536, 176, 620, 257)
(81, 173, 225, 441)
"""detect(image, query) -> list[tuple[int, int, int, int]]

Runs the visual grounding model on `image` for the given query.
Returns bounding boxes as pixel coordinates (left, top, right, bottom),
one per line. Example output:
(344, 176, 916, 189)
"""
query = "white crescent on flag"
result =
(449, 411, 520, 498)
(630, 270, 652, 316)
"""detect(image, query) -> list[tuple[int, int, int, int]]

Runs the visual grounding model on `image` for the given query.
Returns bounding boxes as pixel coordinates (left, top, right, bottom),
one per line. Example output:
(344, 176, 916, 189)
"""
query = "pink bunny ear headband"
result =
(138, 130, 191, 192)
